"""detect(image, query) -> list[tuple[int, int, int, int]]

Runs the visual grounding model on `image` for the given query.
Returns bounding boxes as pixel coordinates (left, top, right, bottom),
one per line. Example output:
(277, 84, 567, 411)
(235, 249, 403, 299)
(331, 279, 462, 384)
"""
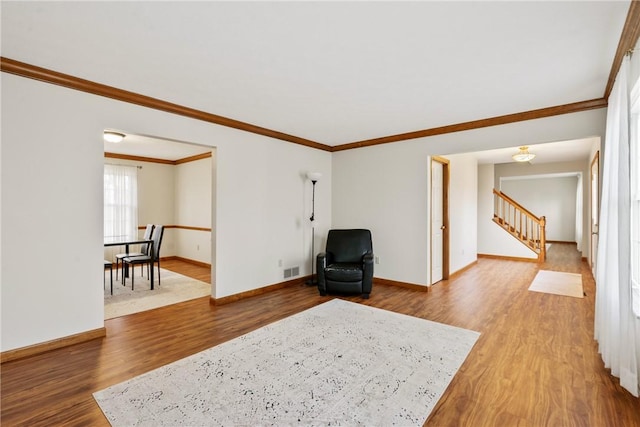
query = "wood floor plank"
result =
(1, 243, 638, 426)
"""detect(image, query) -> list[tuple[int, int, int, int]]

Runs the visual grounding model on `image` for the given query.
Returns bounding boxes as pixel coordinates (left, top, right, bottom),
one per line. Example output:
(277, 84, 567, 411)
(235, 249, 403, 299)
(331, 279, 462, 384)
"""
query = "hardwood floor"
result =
(161, 257, 211, 284)
(2, 244, 638, 426)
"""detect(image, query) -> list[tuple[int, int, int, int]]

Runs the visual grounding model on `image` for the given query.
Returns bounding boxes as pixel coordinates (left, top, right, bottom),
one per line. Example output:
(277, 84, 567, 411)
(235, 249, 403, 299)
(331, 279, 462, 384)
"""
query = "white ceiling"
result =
(2, 1, 629, 160)
(471, 137, 597, 165)
(103, 132, 213, 161)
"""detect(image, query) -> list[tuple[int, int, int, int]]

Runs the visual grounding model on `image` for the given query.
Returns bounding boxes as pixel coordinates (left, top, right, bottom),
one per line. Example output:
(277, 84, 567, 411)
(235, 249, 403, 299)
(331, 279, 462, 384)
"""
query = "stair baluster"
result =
(492, 189, 546, 262)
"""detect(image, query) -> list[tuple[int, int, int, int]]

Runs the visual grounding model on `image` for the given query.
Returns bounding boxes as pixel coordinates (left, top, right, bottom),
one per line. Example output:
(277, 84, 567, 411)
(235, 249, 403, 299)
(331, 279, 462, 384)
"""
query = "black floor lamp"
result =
(306, 172, 322, 286)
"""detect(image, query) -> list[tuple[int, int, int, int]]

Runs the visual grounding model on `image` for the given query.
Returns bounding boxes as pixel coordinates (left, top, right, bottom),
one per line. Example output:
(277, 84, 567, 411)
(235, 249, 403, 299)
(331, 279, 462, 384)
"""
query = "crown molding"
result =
(330, 98, 608, 152)
(105, 152, 174, 165)
(6, 0, 632, 157)
(174, 151, 212, 164)
(0, 57, 331, 152)
(2, 56, 610, 153)
(105, 151, 211, 165)
(604, 0, 640, 100)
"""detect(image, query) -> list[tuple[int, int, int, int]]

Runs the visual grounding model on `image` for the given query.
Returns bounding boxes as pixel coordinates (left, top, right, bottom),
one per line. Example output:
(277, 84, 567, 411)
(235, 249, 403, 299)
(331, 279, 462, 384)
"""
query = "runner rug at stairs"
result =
(104, 268, 211, 320)
(94, 299, 480, 426)
(528, 269, 584, 298)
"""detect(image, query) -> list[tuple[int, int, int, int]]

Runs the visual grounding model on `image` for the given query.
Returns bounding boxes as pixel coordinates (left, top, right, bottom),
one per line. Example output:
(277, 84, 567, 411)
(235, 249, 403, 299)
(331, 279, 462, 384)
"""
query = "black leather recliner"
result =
(316, 229, 374, 299)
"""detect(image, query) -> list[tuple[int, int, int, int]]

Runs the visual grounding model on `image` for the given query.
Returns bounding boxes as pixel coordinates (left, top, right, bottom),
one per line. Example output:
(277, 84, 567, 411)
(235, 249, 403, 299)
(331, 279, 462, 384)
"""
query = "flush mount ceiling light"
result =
(512, 146, 536, 162)
(103, 131, 125, 143)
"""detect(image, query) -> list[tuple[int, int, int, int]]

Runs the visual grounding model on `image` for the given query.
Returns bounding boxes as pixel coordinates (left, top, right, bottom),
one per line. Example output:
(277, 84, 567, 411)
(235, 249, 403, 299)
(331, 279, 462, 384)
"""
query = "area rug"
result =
(94, 299, 480, 426)
(104, 268, 210, 319)
(528, 269, 583, 298)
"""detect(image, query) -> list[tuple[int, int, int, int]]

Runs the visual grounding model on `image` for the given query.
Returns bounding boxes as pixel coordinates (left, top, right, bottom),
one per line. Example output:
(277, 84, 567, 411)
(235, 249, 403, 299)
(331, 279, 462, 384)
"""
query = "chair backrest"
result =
(326, 229, 372, 263)
(140, 224, 155, 254)
(150, 225, 164, 261)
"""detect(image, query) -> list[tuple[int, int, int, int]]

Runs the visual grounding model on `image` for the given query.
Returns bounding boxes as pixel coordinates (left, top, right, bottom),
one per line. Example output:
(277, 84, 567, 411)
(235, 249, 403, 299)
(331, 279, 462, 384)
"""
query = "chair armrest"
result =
(363, 252, 374, 265)
(317, 252, 328, 290)
(362, 252, 374, 293)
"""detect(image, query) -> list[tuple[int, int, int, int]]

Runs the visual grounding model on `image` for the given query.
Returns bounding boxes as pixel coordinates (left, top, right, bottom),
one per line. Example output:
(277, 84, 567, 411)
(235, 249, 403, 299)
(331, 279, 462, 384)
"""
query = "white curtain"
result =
(104, 164, 138, 241)
(594, 55, 639, 397)
(575, 173, 583, 252)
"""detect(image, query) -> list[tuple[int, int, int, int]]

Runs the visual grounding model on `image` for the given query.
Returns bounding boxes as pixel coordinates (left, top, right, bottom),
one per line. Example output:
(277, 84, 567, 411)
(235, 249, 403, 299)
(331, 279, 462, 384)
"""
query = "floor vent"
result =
(284, 266, 300, 279)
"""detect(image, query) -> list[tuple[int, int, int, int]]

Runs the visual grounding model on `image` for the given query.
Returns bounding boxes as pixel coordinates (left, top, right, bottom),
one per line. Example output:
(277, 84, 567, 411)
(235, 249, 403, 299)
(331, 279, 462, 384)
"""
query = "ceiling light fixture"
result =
(512, 146, 536, 162)
(103, 131, 126, 143)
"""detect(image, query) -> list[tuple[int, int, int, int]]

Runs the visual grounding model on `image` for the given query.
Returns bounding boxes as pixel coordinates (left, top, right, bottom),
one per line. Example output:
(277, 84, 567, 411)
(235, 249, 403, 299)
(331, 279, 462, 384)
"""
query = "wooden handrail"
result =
(492, 189, 540, 222)
(492, 189, 546, 262)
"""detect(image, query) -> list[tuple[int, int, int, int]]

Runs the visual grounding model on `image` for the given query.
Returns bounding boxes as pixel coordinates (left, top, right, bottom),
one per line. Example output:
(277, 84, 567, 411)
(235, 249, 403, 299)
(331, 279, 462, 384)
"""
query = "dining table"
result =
(104, 237, 155, 290)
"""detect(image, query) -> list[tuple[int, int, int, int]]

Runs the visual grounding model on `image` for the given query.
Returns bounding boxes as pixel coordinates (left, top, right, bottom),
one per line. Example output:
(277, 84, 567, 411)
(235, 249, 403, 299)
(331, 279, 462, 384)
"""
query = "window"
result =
(104, 164, 138, 241)
(631, 76, 640, 317)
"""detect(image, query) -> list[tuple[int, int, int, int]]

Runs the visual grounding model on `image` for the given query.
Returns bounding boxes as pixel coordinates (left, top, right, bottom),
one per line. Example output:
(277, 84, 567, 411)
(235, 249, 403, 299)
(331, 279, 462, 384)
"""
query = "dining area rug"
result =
(94, 299, 480, 426)
(104, 268, 210, 319)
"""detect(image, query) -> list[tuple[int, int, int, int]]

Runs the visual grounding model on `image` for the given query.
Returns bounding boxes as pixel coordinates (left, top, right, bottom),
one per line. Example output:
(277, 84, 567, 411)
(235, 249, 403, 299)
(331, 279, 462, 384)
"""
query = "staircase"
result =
(492, 189, 546, 262)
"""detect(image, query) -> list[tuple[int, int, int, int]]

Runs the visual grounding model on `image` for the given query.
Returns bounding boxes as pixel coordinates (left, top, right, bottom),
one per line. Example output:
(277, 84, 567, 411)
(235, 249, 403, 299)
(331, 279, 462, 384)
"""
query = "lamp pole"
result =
(306, 172, 321, 286)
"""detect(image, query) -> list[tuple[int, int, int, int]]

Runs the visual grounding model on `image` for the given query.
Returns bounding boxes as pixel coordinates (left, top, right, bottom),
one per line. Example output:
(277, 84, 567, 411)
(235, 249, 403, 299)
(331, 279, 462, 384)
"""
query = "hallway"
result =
(540, 241, 585, 275)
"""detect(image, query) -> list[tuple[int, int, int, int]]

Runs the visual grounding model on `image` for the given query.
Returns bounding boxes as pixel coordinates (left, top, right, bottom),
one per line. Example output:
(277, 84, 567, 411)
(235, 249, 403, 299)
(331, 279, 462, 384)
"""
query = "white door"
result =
(431, 161, 444, 284)
(591, 152, 599, 277)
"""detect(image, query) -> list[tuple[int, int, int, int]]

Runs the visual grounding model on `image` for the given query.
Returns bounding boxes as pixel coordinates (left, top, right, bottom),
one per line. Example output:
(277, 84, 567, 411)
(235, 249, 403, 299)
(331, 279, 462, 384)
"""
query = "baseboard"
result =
(163, 256, 211, 269)
(449, 260, 478, 279)
(373, 277, 429, 292)
(211, 275, 309, 306)
(477, 253, 538, 263)
(211, 275, 429, 306)
(1, 327, 106, 364)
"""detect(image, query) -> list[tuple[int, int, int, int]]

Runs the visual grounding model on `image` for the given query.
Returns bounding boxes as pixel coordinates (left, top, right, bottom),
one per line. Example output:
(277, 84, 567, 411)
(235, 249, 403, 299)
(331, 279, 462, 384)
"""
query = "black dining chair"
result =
(115, 224, 154, 280)
(122, 225, 164, 290)
(104, 260, 113, 295)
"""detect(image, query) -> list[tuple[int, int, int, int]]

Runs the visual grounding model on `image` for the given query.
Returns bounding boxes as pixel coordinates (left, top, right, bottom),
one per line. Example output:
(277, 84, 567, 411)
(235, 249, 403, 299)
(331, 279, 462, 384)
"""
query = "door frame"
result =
(430, 156, 450, 285)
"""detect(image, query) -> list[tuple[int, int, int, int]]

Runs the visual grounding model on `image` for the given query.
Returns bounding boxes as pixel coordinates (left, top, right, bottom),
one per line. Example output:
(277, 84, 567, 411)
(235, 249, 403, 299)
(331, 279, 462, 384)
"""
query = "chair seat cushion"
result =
(116, 252, 144, 259)
(123, 255, 152, 264)
(325, 263, 363, 282)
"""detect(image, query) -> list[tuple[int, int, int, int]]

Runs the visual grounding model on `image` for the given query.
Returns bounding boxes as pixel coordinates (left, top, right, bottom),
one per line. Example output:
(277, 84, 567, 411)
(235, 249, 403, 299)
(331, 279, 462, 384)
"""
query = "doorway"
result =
(430, 156, 450, 285)
(103, 130, 216, 317)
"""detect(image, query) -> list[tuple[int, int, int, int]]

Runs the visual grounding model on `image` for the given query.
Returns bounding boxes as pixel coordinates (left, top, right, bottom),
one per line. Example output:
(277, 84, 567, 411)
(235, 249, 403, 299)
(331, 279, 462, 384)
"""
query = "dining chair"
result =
(104, 260, 113, 295)
(122, 225, 164, 290)
(115, 224, 154, 280)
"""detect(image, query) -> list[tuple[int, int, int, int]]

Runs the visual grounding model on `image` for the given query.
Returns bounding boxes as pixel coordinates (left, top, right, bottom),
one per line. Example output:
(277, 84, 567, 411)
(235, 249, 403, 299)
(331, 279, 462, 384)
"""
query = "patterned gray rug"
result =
(94, 299, 480, 426)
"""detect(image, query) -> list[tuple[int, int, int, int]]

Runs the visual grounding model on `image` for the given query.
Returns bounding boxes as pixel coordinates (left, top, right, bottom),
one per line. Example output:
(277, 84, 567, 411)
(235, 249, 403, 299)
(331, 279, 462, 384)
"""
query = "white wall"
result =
(332, 109, 606, 287)
(0, 70, 606, 352)
(477, 164, 538, 259)
(501, 176, 578, 242)
(138, 161, 176, 237)
(332, 142, 430, 286)
(102, 154, 214, 263)
(1, 73, 331, 352)
(446, 153, 479, 274)
(495, 160, 590, 256)
(2, 77, 106, 351)
(174, 156, 212, 264)
(103, 158, 177, 261)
